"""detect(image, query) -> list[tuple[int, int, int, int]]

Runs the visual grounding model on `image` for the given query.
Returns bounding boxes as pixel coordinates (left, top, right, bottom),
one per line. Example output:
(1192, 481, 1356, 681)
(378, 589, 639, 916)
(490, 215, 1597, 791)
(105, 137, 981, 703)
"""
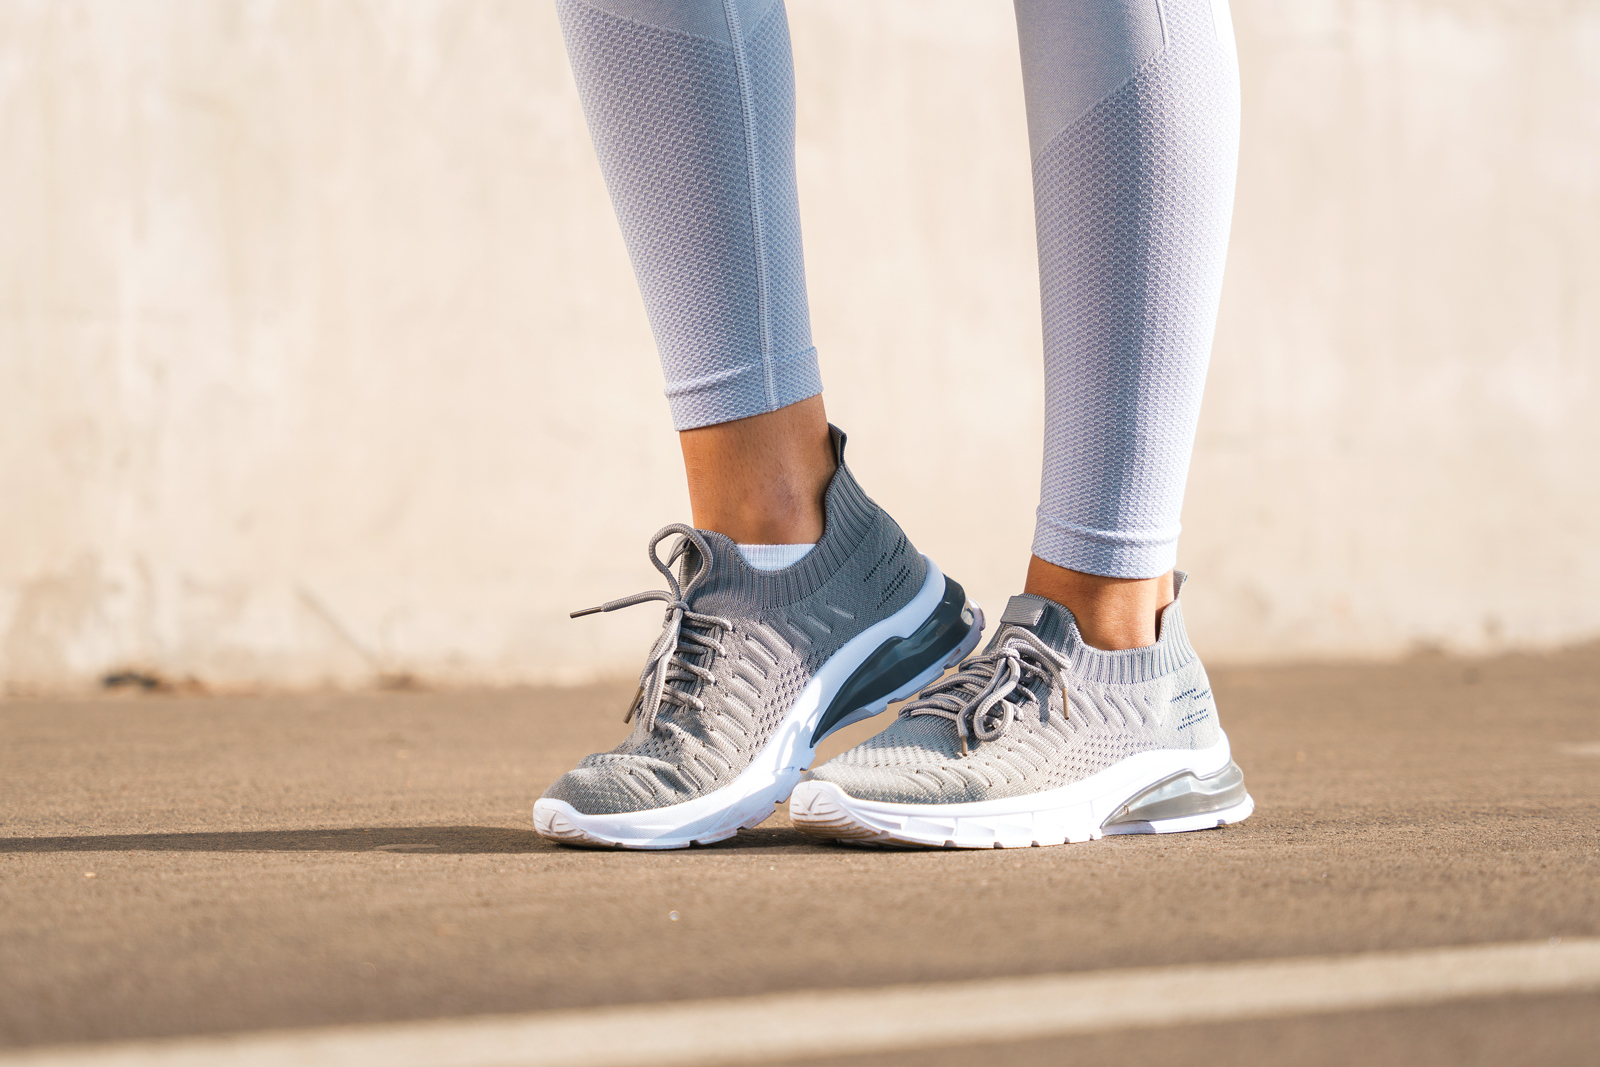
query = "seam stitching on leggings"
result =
(721, 0, 777, 411)
(664, 345, 818, 398)
(1034, 507, 1183, 549)
(560, 0, 727, 49)
(1029, 33, 1176, 163)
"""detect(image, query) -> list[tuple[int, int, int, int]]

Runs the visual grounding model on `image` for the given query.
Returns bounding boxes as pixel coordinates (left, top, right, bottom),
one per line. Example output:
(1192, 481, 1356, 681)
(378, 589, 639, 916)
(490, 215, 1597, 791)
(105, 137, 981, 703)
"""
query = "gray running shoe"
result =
(533, 428, 985, 849)
(789, 576, 1253, 848)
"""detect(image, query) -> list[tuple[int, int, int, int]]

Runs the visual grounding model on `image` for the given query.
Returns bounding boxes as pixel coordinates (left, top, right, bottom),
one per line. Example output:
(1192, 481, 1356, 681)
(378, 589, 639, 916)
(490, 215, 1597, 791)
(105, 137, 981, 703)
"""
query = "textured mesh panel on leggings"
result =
(556, 0, 820, 430)
(1026, 0, 1241, 578)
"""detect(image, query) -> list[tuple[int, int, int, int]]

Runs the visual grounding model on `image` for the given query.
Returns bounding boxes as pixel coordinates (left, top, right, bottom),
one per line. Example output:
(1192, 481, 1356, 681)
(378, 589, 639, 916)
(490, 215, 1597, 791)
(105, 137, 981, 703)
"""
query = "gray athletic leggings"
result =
(557, 0, 1240, 580)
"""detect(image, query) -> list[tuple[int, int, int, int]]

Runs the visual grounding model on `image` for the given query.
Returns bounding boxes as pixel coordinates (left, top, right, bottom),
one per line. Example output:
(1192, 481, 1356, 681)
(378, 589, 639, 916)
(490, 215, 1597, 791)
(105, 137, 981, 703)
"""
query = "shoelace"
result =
(902, 627, 1072, 756)
(570, 524, 732, 734)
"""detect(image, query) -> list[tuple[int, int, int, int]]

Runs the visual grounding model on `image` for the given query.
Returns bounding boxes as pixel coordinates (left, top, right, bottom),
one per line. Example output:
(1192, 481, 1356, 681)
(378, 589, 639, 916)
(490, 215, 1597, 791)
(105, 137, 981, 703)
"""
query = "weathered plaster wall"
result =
(1, 1, 1595, 691)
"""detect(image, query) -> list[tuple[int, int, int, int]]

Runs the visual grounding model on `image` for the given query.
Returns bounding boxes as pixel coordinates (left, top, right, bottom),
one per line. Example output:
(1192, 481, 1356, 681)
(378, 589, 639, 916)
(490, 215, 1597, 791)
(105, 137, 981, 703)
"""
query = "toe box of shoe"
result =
(806, 757, 995, 805)
(540, 754, 694, 815)
(809, 712, 1061, 804)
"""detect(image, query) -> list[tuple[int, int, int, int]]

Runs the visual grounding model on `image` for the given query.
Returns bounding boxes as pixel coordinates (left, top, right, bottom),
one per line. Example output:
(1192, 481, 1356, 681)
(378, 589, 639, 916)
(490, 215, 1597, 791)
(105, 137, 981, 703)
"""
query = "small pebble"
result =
(83, 872, 96, 879)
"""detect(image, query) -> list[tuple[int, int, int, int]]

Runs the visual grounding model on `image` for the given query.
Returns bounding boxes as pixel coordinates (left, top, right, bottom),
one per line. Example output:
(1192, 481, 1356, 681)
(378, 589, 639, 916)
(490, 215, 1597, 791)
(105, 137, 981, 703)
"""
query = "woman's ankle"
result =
(678, 395, 836, 544)
(1023, 556, 1175, 651)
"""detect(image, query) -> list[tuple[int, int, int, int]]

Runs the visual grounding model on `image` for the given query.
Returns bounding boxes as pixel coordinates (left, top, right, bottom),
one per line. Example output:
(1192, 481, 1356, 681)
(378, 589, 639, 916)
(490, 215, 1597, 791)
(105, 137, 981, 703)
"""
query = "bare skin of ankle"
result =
(679, 395, 836, 544)
(1024, 556, 1175, 651)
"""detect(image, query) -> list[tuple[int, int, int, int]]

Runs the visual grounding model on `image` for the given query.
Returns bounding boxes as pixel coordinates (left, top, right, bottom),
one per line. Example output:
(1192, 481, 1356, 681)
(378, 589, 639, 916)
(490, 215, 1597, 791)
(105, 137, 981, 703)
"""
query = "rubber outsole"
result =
(788, 734, 1253, 849)
(533, 558, 985, 850)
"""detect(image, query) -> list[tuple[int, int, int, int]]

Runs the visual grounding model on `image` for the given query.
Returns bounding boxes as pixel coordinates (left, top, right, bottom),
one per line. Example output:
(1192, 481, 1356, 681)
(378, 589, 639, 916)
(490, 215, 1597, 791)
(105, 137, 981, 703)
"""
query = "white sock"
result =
(737, 543, 815, 571)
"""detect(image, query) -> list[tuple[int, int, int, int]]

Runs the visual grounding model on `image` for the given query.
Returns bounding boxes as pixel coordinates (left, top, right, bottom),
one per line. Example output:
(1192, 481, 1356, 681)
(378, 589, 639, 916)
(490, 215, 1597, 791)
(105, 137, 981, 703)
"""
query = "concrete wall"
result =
(1, 0, 1596, 693)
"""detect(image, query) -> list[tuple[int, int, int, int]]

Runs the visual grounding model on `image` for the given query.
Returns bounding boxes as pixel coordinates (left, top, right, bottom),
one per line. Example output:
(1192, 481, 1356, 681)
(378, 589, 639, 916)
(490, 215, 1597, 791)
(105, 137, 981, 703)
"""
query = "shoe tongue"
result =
(676, 537, 706, 588)
(996, 594, 1072, 649)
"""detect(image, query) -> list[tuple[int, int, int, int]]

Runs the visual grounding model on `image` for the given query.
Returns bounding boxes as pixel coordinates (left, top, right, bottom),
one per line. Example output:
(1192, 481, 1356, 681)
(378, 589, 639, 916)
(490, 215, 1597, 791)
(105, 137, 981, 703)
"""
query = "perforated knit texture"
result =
(808, 593, 1222, 805)
(543, 440, 928, 815)
(1028, 0, 1240, 578)
(557, 0, 819, 430)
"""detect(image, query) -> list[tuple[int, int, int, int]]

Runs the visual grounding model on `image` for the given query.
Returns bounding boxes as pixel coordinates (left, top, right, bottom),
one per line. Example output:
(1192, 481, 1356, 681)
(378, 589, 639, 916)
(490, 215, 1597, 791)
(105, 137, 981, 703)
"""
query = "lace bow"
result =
(570, 524, 732, 734)
(902, 627, 1071, 755)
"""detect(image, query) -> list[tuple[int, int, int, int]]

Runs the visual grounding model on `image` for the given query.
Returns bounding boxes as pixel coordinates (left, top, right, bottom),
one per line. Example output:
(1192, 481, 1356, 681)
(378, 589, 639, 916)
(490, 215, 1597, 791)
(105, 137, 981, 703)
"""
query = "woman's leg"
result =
(538, 1, 988, 850)
(556, 0, 833, 545)
(1015, 0, 1240, 648)
(792, 0, 1253, 849)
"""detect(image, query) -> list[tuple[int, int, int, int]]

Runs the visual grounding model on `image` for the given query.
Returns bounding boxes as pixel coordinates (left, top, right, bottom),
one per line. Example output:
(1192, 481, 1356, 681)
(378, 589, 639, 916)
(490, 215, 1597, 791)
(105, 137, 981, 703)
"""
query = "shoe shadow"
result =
(0, 824, 829, 855)
(0, 826, 550, 855)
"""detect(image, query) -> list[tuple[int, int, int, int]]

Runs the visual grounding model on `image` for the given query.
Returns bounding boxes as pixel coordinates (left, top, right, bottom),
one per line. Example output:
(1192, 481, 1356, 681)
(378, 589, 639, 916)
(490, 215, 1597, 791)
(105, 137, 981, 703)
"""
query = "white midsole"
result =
(790, 733, 1239, 847)
(534, 556, 971, 848)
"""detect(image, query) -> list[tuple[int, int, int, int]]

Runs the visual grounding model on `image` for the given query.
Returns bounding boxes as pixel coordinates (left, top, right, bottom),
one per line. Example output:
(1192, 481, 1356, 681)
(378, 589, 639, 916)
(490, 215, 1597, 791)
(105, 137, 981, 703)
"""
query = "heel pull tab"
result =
(1000, 595, 1048, 627)
(827, 423, 848, 465)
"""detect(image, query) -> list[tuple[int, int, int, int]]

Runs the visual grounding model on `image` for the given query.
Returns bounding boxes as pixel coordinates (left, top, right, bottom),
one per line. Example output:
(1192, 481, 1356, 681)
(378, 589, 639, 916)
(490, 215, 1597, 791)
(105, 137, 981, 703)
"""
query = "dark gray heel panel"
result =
(1102, 760, 1248, 829)
(810, 577, 975, 747)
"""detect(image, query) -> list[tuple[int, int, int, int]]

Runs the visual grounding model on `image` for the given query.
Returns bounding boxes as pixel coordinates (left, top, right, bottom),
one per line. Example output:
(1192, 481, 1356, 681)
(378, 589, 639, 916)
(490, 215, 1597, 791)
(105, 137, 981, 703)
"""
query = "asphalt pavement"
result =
(2, 643, 1598, 1063)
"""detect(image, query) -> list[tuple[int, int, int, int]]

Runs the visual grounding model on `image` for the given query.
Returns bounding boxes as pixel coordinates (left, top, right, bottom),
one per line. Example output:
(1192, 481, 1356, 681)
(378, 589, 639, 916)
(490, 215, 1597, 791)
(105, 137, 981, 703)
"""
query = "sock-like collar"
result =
(991, 583, 1198, 684)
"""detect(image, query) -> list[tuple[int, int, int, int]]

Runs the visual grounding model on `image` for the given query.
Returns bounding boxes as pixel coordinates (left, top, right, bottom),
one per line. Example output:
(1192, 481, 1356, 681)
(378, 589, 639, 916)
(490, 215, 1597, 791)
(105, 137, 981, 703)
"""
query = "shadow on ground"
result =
(0, 823, 819, 854)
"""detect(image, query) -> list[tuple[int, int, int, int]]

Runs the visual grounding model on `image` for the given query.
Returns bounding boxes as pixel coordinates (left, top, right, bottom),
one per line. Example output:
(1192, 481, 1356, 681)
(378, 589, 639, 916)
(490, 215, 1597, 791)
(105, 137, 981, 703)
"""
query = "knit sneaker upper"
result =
(806, 581, 1221, 805)
(543, 427, 929, 816)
